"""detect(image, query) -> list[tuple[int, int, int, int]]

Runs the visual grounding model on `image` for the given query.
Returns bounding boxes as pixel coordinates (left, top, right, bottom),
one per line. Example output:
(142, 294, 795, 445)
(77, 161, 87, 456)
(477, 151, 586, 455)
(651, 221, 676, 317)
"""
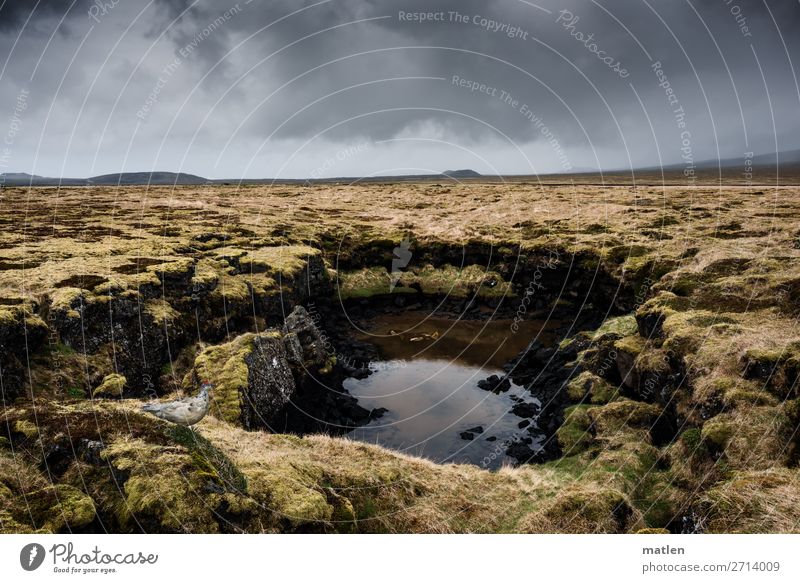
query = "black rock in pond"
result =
(511, 402, 539, 418)
(486, 436, 497, 442)
(349, 366, 372, 380)
(517, 419, 531, 429)
(369, 407, 388, 420)
(476, 374, 511, 393)
(459, 425, 484, 440)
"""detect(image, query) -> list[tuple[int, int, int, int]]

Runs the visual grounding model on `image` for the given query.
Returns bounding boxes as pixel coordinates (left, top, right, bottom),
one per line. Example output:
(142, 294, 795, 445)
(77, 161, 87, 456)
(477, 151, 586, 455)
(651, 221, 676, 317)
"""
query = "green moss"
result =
(526, 485, 639, 533)
(21, 484, 97, 533)
(592, 314, 638, 340)
(211, 273, 251, 304)
(14, 420, 39, 438)
(244, 272, 278, 296)
(67, 386, 85, 399)
(47, 485, 96, 532)
(49, 287, 84, 319)
(246, 463, 334, 526)
(338, 264, 513, 300)
(51, 342, 76, 356)
(327, 489, 356, 531)
(557, 405, 596, 454)
(191, 258, 224, 289)
(566, 372, 591, 402)
(167, 426, 247, 494)
(149, 257, 194, 278)
(431, 264, 513, 298)
(92, 374, 126, 398)
(319, 355, 336, 375)
(701, 418, 734, 448)
(680, 428, 703, 452)
(3, 182, 800, 534)
(144, 299, 179, 323)
(239, 245, 321, 277)
(191, 334, 258, 424)
(94, 278, 127, 296)
(614, 334, 647, 356)
(566, 371, 619, 404)
(606, 244, 651, 264)
(336, 267, 416, 299)
(102, 438, 222, 532)
(590, 400, 662, 434)
(724, 387, 779, 407)
(635, 349, 671, 376)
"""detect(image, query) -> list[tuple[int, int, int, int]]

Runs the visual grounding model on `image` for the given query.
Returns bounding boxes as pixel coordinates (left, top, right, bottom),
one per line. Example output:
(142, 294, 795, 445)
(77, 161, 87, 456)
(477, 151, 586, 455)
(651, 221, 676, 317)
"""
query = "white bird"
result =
(141, 383, 211, 427)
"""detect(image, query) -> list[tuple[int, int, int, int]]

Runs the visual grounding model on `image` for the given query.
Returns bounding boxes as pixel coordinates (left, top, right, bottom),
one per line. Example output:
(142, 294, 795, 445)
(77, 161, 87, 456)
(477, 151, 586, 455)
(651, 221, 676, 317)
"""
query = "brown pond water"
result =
(344, 313, 558, 469)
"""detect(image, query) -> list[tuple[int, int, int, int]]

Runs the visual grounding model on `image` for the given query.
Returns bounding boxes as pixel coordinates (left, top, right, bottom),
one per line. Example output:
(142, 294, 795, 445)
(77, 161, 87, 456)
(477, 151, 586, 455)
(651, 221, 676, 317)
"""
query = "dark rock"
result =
(636, 310, 666, 337)
(350, 367, 371, 380)
(615, 349, 639, 391)
(43, 441, 73, 476)
(517, 419, 530, 429)
(242, 334, 297, 431)
(511, 402, 539, 418)
(486, 436, 497, 442)
(82, 439, 106, 465)
(282, 305, 328, 366)
(459, 426, 484, 440)
(476, 375, 511, 393)
(369, 407, 388, 420)
(680, 513, 705, 534)
(282, 332, 304, 366)
(534, 346, 556, 362)
(505, 441, 545, 464)
(50, 290, 179, 397)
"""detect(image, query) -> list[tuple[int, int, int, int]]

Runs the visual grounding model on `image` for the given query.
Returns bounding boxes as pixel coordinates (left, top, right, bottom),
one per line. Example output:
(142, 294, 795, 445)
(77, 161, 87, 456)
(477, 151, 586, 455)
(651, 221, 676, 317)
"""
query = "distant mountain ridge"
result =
(1, 149, 799, 185)
(0, 171, 208, 186)
(634, 149, 800, 173)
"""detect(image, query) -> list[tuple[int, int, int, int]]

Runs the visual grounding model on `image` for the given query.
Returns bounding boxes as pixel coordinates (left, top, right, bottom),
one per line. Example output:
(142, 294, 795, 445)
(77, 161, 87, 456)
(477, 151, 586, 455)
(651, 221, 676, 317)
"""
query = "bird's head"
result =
(199, 381, 213, 395)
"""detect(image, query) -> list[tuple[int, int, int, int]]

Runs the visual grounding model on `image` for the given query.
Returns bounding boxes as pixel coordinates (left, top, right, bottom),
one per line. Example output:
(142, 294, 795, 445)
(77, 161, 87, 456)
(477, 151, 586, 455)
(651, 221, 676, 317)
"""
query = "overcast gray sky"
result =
(1, 0, 798, 178)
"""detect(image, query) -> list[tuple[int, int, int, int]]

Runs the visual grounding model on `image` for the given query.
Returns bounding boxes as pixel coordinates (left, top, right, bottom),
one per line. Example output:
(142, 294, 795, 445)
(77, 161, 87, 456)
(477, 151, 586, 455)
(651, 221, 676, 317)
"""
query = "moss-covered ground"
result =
(0, 182, 798, 532)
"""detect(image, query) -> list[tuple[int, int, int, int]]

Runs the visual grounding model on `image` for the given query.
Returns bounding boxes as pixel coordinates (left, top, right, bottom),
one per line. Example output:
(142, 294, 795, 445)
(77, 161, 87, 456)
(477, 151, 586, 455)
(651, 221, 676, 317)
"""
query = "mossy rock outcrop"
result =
(188, 306, 332, 431)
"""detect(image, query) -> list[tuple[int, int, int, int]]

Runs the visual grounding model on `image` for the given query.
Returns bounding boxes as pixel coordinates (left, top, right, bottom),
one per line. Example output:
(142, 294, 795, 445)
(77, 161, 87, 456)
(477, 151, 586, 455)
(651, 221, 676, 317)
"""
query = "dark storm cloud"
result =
(161, 0, 800, 159)
(0, 0, 89, 32)
(1, 0, 799, 177)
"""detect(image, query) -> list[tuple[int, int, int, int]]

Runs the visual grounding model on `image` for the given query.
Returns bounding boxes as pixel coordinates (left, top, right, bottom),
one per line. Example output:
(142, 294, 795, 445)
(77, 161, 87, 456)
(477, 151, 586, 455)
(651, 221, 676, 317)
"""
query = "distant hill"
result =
(443, 169, 482, 178)
(88, 172, 209, 185)
(0, 172, 40, 181)
(1, 171, 209, 186)
(0, 172, 85, 186)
